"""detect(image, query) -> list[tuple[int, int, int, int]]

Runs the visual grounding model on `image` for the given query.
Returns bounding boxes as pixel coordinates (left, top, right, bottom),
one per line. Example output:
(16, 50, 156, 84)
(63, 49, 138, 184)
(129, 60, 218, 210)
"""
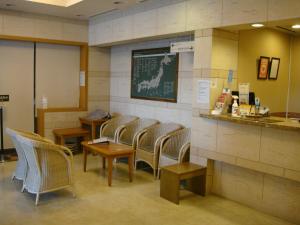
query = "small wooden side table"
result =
(79, 117, 107, 140)
(82, 141, 134, 186)
(160, 163, 206, 204)
(53, 127, 90, 146)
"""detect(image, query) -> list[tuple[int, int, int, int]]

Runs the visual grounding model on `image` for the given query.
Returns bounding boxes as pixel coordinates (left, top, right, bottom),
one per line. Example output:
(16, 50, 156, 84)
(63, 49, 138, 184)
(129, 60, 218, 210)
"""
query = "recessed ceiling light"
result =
(25, 0, 83, 7)
(251, 23, 264, 28)
(292, 24, 300, 29)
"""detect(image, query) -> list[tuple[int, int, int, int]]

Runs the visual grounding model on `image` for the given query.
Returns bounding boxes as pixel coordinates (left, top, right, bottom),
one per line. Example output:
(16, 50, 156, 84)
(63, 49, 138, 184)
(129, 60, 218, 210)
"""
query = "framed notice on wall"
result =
(257, 56, 270, 80)
(269, 57, 280, 80)
(131, 47, 179, 102)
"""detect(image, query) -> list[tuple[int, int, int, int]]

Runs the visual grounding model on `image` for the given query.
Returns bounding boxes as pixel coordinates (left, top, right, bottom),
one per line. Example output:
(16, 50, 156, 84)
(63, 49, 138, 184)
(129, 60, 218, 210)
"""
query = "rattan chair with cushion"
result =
(135, 123, 183, 177)
(157, 128, 191, 178)
(117, 118, 159, 149)
(16, 134, 75, 205)
(6, 128, 53, 182)
(100, 115, 139, 142)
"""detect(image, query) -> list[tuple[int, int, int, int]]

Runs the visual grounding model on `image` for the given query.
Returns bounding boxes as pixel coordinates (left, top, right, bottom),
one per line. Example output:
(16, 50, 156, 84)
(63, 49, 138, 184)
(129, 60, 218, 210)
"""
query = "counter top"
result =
(199, 113, 300, 132)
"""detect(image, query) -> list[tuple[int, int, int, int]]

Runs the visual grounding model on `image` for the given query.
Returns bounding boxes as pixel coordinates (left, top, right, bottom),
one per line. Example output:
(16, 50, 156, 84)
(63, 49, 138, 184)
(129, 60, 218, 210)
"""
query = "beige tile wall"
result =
(212, 162, 300, 224)
(192, 117, 300, 183)
(89, 0, 300, 46)
(0, 10, 88, 42)
(109, 37, 193, 127)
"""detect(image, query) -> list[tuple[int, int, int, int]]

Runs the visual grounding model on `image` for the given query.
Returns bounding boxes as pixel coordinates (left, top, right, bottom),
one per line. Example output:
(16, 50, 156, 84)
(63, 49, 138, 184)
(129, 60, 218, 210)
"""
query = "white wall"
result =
(0, 9, 88, 42)
(89, 0, 300, 46)
(110, 37, 193, 127)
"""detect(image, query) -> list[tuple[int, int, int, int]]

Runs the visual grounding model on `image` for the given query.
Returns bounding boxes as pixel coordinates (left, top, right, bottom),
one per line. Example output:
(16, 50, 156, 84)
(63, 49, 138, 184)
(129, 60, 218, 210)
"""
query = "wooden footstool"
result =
(53, 127, 90, 147)
(160, 162, 206, 204)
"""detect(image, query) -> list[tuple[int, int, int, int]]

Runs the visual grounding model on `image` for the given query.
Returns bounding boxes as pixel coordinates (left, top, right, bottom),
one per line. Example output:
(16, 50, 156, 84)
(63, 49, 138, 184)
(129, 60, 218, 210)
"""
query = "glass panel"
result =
(288, 36, 300, 119)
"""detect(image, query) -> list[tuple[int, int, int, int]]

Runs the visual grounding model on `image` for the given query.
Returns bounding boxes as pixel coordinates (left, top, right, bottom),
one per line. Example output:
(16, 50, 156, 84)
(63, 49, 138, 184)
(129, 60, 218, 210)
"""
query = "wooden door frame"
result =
(0, 35, 89, 136)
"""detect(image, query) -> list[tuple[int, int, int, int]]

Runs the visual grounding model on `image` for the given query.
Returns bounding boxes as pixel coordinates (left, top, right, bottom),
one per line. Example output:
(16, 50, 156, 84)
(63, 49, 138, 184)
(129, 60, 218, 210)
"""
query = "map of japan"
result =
(137, 54, 172, 93)
(131, 48, 178, 102)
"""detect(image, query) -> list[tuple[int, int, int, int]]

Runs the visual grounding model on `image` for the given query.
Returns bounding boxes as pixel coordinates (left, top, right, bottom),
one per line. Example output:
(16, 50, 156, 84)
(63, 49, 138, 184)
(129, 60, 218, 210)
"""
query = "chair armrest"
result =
(178, 142, 190, 163)
(99, 120, 110, 138)
(136, 130, 148, 149)
(115, 125, 126, 143)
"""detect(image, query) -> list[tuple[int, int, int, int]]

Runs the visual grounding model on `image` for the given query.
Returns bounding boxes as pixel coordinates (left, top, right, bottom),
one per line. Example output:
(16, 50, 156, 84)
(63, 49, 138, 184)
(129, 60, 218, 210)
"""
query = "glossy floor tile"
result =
(0, 154, 295, 225)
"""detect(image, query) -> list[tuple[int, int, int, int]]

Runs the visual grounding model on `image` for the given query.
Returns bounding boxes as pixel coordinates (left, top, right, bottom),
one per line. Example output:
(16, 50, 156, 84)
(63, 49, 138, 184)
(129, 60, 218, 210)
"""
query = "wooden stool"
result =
(160, 162, 206, 204)
(53, 127, 90, 147)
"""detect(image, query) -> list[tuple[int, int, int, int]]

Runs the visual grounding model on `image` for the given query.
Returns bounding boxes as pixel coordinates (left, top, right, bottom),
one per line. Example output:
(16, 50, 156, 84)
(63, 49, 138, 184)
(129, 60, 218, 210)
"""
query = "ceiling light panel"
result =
(25, 0, 83, 7)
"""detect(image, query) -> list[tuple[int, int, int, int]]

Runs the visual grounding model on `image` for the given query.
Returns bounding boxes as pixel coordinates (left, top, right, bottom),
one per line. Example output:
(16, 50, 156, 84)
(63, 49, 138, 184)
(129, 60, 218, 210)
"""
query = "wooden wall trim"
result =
(0, 34, 89, 136)
(80, 45, 89, 109)
(0, 34, 87, 46)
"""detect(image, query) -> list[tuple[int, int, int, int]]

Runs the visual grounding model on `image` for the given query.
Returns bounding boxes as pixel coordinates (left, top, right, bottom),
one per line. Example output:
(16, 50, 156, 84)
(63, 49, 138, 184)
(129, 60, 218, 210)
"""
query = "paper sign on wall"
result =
(80, 71, 85, 87)
(197, 80, 210, 104)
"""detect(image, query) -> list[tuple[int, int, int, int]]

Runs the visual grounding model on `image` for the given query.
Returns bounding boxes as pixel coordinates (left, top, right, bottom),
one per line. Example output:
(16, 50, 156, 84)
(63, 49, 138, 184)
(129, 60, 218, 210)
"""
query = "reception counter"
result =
(199, 113, 300, 132)
(191, 113, 300, 223)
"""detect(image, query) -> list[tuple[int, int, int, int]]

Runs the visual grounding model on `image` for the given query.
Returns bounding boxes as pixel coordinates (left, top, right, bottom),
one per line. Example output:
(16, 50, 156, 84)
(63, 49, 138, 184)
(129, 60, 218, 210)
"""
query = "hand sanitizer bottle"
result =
(232, 95, 239, 117)
(42, 96, 48, 109)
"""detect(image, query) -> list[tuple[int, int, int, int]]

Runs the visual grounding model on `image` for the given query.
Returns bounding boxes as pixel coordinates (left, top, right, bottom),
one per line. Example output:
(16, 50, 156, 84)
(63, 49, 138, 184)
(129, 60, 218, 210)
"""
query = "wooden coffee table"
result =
(82, 141, 134, 186)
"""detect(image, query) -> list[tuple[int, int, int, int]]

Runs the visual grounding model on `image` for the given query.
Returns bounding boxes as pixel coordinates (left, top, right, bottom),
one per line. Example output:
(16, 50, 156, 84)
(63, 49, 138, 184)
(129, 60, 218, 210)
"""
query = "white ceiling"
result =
(0, 0, 147, 20)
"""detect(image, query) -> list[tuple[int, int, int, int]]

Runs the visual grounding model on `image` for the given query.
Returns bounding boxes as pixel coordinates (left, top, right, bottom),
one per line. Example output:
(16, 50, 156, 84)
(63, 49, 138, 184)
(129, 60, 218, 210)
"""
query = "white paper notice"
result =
(80, 71, 85, 87)
(197, 80, 210, 104)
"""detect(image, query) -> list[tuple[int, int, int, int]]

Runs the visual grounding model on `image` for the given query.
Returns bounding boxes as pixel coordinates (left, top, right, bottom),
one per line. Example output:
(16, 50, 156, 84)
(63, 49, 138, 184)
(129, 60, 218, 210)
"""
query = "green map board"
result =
(131, 47, 178, 102)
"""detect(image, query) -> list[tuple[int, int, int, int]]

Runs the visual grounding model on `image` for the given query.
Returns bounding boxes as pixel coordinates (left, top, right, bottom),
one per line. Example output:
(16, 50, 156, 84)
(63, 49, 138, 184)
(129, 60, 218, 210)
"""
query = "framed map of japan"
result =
(131, 47, 179, 102)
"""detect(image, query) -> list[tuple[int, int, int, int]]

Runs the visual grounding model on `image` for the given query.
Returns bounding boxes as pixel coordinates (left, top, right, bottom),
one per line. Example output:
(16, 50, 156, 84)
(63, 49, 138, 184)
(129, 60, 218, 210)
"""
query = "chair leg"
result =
(71, 185, 76, 198)
(156, 168, 161, 180)
(11, 173, 15, 181)
(21, 185, 25, 193)
(134, 160, 137, 170)
(153, 169, 156, 179)
(35, 193, 40, 206)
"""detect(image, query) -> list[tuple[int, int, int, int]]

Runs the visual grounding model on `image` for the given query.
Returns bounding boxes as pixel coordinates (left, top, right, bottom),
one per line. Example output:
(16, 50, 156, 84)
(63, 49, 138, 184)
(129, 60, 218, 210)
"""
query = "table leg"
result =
(102, 157, 106, 169)
(54, 135, 59, 144)
(60, 137, 65, 146)
(107, 157, 113, 186)
(128, 154, 133, 182)
(83, 147, 87, 172)
(92, 124, 96, 140)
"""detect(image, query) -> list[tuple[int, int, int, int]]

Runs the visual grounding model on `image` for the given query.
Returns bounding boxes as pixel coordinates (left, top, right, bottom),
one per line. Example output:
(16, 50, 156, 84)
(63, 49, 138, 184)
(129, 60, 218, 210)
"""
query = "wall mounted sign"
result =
(170, 41, 194, 53)
(131, 47, 178, 102)
(0, 95, 9, 102)
(79, 71, 85, 86)
(197, 80, 210, 104)
(269, 57, 280, 80)
(257, 56, 270, 80)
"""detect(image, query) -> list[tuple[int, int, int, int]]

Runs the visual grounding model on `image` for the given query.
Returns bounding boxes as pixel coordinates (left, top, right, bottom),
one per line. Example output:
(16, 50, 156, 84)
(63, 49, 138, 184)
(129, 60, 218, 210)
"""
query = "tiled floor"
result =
(0, 155, 295, 225)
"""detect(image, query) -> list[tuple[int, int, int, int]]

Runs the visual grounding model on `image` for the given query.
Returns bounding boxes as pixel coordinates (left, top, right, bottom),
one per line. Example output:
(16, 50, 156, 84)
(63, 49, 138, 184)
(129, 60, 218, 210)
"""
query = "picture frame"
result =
(268, 57, 280, 80)
(257, 56, 270, 80)
(130, 47, 179, 103)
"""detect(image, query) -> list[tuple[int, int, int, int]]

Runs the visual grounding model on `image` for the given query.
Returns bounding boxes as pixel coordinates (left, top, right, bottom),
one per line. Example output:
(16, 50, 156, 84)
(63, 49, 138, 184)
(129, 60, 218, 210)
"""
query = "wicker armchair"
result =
(16, 134, 75, 205)
(157, 128, 191, 177)
(117, 118, 159, 149)
(100, 115, 139, 142)
(6, 128, 53, 182)
(135, 123, 183, 177)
